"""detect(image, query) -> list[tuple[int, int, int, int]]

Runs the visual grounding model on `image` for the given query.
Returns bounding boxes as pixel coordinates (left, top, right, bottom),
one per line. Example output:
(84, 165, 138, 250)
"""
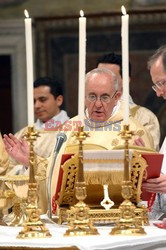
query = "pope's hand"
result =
(142, 174, 166, 194)
(3, 133, 29, 166)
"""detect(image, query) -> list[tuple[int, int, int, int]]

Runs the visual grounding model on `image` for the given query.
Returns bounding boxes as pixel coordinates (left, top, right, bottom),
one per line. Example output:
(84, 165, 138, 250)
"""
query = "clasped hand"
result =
(142, 174, 166, 194)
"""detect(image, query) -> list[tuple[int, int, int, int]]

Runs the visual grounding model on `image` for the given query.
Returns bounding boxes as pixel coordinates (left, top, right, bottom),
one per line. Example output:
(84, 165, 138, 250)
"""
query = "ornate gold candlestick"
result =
(110, 125, 146, 235)
(17, 126, 51, 239)
(64, 126, 99, 236)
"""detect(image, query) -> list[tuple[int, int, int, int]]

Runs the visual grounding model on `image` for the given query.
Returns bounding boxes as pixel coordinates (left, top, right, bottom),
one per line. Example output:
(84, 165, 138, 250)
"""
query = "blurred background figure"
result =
(3, 76, 69, 213)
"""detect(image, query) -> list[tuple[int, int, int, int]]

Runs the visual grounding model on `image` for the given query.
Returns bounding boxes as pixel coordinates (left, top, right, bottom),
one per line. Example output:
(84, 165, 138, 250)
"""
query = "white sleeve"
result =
(160, 137, 166, 174)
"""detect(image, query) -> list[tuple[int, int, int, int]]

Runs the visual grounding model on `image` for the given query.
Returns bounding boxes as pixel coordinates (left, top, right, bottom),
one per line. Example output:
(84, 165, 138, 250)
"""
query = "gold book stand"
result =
(55, 150, 149, 225)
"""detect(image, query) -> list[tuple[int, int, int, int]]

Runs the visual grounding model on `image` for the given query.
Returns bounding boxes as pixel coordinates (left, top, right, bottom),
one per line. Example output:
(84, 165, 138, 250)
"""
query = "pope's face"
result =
(85, 72, 120, 122)
(150, 57, 166, 99)
(34, 86, 63, 122)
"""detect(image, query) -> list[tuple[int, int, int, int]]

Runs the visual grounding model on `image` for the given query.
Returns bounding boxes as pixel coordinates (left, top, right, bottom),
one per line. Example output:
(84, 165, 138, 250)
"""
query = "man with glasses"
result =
(85, 68, 119, 122)
(143, 45, 166, 219)
(148, 45, 166, 99)
(96, 52, 160, 151)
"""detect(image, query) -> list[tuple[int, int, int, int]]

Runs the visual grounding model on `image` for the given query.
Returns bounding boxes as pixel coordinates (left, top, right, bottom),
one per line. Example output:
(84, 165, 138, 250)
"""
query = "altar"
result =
(0, 216, 166, 250)
(1, 129, 164, 249)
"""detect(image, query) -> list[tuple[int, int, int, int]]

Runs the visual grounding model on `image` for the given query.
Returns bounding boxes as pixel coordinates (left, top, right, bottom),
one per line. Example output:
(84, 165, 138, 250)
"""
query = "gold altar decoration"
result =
(59, 206, 148, 226)
(110, 125, 146, 235)
(0, 175, 45, 227)
(64, 126, 99, 236)
(0, 175, 29, 226)
(0, 188, 15, 226)
(56, 148, 148, 225)
(17, 126, 51, 239)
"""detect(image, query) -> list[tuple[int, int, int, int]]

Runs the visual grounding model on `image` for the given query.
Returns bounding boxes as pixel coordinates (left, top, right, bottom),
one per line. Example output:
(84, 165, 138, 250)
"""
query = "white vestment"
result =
(121, 95, 160, 151)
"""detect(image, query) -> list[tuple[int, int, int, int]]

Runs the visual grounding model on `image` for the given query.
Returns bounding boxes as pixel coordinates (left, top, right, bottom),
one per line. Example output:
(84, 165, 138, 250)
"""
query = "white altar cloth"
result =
(1, 219, 166, 250)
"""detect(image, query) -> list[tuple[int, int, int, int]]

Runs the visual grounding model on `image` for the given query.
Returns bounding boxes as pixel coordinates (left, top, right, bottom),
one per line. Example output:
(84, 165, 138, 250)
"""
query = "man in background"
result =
(97, 52, 160, 151)
(143, 45, 166, 219)
(6, 76, 69, 160)
(3, 76, 69, 213)
(148, 45, 166, 99)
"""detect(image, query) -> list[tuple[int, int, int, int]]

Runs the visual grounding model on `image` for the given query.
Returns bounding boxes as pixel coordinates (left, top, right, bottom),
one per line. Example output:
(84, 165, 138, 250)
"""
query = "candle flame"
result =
(24, 9, 29, 18)
(121, 5, 126, 15)
(80, 10, 84, 17)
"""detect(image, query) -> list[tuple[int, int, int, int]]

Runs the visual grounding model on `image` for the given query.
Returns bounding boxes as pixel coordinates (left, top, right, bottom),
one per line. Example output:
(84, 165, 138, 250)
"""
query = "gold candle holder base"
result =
(17, 215, 51, 239)
(17, 219, 51, 239)
(64, 202, 99, 236)
(110, 125, 146, 236)
(110, 182, 146, 236)
(64, 182, 99, 236)
(64, 126, 98, 236)
(17, 182, 51, 239)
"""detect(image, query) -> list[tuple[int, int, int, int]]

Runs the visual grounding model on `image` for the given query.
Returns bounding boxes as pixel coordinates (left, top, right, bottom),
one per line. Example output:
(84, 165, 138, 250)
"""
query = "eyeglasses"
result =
(152, 80, 166, 92)
(86, 90, 117, 103)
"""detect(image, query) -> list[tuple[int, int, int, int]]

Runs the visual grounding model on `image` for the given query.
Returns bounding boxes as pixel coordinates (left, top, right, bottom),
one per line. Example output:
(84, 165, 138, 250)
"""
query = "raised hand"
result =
(3, 133, 29, 166)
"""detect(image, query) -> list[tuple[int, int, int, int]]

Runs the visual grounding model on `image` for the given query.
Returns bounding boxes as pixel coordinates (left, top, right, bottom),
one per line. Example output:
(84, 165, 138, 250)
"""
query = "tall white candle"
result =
(24, 9, 34, 126)
(121, 6, 129, 125)
(78, 10, 86, 123)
